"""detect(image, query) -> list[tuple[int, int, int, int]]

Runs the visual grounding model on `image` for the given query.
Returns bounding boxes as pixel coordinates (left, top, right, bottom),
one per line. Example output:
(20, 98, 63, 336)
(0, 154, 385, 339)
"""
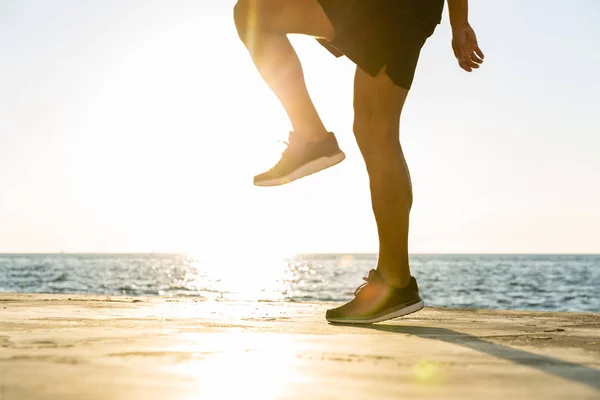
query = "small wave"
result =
(162, 286, 231, 295)
(50, 273, 68, 283)
(175, 293, 207, 299)
(15, 263, 47, 271)
(8, 272, 41, 279)
(117, 285, 143, 295)
(287, 295, 343, 302)
(164, 285, 197, 292)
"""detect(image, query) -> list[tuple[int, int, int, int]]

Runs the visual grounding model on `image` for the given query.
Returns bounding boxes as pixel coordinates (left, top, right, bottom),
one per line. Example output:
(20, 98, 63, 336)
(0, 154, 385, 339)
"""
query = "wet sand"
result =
(1, 294, 599, 399)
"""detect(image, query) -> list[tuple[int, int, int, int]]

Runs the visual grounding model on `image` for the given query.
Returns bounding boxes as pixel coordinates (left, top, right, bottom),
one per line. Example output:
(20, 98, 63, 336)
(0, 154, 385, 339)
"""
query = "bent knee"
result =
(234, 0, 288, 44)
(233, 0, 252, 43)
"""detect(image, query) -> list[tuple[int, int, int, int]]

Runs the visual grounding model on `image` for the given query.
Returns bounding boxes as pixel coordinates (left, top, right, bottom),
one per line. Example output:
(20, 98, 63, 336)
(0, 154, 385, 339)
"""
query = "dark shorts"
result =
(316, 0, 444, 89)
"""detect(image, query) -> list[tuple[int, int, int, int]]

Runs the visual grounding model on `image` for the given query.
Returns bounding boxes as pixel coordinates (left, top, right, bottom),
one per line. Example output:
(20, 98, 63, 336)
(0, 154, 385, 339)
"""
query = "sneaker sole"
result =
(326, 299, 425, 325)
(255, 151, 346, 187)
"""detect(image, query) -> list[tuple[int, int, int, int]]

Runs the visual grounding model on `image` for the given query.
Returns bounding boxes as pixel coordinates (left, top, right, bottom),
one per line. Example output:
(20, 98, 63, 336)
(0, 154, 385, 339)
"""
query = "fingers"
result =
(457, 51, 484, 72)
(475, 46, 485, 60)
(469, 51, 484, 64)
(458, 57, 471, 72)
(458, 55, 477, 72)
(453, 32, 485, 72)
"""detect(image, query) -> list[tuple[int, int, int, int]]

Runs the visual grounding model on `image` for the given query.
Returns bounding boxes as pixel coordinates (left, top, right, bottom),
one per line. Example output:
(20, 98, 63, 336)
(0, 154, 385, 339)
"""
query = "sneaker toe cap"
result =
(253, 172, 273, 185)
(325, 306, 344, 321)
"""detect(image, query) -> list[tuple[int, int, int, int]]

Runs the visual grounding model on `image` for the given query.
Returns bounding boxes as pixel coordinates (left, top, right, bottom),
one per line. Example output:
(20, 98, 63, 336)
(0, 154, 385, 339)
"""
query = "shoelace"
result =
(279, 132, 302, 156)
(354, 270, 378, 296)
(263, 134, 297, 172)
(277, 140, 292, 155)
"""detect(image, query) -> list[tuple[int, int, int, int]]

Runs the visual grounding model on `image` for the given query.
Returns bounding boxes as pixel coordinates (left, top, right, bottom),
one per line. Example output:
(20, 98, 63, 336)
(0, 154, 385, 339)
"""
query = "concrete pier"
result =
(1, 294, 599, 399)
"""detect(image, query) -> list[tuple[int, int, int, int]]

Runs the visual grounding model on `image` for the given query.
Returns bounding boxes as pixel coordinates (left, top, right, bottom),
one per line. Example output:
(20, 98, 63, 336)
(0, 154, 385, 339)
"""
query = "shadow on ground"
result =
(342, 324, 600, 391)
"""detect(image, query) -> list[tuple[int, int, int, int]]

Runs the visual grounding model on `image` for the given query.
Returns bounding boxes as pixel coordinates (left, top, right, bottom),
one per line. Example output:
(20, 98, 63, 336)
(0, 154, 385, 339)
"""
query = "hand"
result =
(452, 23, 484, 72)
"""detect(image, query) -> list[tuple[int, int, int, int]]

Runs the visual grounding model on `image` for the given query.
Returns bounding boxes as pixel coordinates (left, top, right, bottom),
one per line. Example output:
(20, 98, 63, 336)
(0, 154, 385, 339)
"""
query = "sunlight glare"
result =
(173, 333, 301, 400)
(185, 250, 290, 301)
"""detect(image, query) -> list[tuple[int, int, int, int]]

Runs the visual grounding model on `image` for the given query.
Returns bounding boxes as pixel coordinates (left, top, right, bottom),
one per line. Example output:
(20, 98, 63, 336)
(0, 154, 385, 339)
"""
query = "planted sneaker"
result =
(326, 270, 424, 324)
(254, 132, 345, 187)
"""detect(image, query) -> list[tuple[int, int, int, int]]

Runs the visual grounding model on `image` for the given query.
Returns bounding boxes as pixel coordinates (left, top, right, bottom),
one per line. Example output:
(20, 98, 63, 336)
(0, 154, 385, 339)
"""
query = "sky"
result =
(0, 0, 599, 255)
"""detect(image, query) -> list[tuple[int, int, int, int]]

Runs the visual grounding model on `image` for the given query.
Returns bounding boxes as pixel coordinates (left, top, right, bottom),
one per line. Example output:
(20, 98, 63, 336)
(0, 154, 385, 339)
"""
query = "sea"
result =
(1, 254, 599, 313)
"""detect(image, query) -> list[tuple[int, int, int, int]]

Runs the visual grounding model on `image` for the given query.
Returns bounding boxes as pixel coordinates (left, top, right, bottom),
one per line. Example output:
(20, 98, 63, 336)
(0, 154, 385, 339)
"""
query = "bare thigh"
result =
(353, 67, 409, 154)
(234, 0, 334, 40)
(353, 66, 415, 213)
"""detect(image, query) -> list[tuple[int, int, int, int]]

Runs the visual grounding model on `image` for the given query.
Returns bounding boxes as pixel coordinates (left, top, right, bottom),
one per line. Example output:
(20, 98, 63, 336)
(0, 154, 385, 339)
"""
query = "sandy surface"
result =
(1, 294, 599, 400)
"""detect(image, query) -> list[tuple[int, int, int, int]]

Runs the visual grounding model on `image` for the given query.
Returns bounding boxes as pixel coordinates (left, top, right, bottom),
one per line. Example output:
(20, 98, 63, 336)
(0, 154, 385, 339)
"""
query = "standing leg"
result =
(353, 67, 413, 288)
(325, 70, 424, 323)
(234, 0, 334, 141)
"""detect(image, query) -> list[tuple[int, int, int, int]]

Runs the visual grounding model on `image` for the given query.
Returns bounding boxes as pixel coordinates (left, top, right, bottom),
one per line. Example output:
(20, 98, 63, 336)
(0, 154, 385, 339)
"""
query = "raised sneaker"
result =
(254, 131, 345, 187)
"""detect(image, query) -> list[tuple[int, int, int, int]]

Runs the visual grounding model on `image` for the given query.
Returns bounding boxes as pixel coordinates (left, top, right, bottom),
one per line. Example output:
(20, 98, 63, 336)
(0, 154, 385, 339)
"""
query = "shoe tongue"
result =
(285, 132, 304, 152)
(367, 269, 384, 283)
(288, 131, 299, 144)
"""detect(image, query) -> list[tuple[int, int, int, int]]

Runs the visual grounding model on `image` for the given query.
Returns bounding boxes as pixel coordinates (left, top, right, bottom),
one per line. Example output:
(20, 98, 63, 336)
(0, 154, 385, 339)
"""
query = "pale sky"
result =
(1, 0, 599, 255)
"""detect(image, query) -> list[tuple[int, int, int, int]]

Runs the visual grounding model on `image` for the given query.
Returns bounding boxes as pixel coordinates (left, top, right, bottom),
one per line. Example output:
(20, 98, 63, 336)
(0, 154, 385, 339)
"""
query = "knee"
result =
(352, 118, 371, 145)
(353, 108, 373, 143)
(235, 0, 284, 45)
(234, 0, 253, 44)
(234, 0, 292, 45)
(353, 117, 397, 160)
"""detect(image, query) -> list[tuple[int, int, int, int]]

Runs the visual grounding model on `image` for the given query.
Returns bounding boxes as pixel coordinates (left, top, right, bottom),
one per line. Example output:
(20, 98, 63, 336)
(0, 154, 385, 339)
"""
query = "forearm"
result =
(447, 0, 469, 30)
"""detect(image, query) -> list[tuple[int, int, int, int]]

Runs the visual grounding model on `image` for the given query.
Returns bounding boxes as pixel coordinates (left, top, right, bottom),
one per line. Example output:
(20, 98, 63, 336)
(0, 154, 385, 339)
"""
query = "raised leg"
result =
(233, 0, 334, 141)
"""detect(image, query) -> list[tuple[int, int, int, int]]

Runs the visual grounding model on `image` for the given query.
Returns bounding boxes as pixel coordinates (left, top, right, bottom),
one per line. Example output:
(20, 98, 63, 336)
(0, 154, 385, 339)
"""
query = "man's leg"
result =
(353, 67, 413, 289)
(234, 0, 333, 141)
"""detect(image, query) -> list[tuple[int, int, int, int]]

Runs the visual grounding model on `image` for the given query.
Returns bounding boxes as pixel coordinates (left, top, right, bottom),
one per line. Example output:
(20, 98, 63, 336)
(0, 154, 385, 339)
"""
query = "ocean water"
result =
(1, 254, 599, 312)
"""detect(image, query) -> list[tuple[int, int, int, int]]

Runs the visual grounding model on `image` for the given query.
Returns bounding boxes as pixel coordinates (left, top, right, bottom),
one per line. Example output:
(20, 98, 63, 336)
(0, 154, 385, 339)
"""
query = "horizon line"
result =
(0, 252, 599, 256)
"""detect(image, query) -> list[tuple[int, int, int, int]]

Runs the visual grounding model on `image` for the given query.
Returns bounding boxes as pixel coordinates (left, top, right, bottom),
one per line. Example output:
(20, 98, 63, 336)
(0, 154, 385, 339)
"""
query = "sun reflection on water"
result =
(175, 251, 317, 302)
(197, 252, 291, 301)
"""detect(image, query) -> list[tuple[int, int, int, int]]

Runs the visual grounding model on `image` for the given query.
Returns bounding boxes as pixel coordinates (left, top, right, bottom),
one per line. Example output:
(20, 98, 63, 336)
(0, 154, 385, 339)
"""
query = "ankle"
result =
(293, 128, 328, 142)
(377, 269, 411, 289)
(307, 132, 328, 142)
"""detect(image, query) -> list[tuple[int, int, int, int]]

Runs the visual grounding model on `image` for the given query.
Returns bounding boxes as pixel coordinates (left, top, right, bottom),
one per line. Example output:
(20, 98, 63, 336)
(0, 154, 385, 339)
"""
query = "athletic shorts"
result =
(316, 0, 444, 90)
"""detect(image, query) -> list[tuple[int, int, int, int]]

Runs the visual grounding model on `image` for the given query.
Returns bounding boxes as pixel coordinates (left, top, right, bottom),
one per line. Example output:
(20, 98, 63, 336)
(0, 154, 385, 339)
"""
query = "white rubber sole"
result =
(255, 151, 346, 187)
(326, 299, 425, 325)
